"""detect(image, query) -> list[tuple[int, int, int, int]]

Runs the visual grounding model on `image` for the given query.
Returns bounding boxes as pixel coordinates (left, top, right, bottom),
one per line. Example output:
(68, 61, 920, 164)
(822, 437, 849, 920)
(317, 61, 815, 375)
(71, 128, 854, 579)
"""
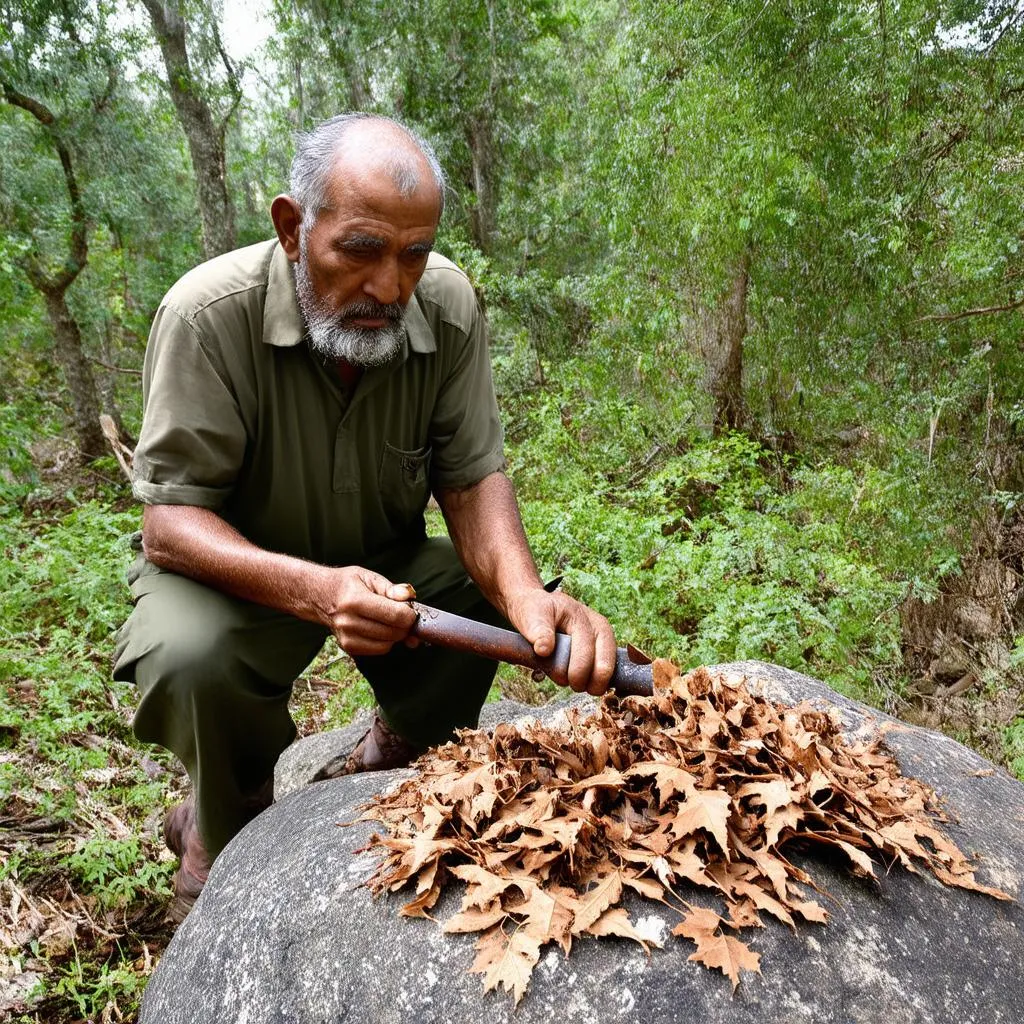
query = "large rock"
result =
(142, 662, 1023, 1024)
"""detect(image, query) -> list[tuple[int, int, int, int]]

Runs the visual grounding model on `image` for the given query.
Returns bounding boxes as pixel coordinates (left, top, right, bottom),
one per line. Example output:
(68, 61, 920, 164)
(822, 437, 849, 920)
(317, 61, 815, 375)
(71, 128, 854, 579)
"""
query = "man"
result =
(114, 113, 617, 920)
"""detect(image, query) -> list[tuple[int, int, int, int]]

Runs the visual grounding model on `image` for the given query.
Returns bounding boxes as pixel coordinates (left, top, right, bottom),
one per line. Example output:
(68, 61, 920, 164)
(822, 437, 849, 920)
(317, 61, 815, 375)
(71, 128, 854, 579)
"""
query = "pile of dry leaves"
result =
(359, 663, 1008, 1003)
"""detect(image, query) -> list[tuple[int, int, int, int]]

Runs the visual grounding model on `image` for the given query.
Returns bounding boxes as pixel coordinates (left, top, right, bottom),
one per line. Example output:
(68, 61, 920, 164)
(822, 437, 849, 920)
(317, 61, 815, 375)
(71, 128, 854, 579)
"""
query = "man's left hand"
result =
(504, 589, 617, 696)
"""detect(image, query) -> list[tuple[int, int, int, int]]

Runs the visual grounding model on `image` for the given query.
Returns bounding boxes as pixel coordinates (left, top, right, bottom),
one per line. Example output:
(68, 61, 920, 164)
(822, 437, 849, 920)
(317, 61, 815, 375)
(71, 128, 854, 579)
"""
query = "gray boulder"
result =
(142, 662, 1023, 1024)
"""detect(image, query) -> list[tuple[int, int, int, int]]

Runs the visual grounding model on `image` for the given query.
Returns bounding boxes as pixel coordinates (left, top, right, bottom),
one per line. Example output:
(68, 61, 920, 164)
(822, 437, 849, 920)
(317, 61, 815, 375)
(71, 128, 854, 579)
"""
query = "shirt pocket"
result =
(378, 441, 432, 533)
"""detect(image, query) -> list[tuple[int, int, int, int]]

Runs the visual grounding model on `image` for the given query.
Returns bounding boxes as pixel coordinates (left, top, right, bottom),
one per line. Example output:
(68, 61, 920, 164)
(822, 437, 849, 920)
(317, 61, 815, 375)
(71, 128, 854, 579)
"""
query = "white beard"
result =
(294, 237, 406, 367)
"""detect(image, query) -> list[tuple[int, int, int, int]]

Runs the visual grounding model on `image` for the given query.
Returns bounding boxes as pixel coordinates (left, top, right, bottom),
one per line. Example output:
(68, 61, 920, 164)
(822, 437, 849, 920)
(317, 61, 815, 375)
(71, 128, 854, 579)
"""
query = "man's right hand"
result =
(320, 567, 418, 656)
(142, 505, 418, 656)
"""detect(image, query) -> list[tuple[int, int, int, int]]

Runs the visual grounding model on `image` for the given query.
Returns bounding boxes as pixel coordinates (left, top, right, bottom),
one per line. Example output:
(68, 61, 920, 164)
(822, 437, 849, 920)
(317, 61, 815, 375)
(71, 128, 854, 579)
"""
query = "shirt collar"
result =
(262, 240, 436, 355)
(263, 242, 304, 348)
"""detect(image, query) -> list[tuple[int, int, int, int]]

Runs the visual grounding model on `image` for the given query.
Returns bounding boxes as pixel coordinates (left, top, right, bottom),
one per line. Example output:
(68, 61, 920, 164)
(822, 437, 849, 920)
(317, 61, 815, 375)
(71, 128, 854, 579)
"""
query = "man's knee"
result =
(132, 624, 241, 702)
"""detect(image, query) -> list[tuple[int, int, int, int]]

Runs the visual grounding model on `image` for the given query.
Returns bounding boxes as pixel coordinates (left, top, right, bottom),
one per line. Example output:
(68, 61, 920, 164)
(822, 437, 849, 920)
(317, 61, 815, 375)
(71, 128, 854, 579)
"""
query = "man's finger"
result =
(520, 603, 557, 657)
(565, 618, 597, 693)
(350, 589, 418, 628)
(386, 581, 416, 602)
(588, 614, 618, 696)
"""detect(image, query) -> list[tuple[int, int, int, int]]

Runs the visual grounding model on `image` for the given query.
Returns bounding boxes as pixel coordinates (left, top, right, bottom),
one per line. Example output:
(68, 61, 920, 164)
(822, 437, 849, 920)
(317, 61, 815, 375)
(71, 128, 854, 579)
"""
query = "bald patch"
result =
(328, 121, 441, 211)
(288, 113, 447, 229)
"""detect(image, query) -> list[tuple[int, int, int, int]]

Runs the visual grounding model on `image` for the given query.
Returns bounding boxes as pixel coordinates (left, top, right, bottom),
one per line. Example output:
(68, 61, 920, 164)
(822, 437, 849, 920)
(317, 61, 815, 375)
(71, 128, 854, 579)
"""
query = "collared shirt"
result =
(131, 240, 506, 566)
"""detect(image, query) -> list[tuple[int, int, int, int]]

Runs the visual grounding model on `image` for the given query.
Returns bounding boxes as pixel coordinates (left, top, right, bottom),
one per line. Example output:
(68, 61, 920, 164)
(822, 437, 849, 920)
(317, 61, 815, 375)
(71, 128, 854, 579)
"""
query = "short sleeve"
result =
(428, 300, 507, 490)
(131, 304, 247, 509)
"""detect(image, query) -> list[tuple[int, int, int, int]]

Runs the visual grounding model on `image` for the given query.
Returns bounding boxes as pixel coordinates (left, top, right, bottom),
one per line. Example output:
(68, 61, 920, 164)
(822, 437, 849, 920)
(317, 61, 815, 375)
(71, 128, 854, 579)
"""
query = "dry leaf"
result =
(358, 664, 1009, 1005)
(687, 932, 762, 991)
(469, 926, 542, 1005)
(585, 907, 657, 949)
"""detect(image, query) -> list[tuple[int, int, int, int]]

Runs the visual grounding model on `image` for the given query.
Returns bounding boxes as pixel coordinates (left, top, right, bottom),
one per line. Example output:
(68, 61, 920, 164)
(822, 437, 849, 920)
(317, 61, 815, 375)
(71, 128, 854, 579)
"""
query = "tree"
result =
(1, 0, 202, 457)
(0, 1, 122, 459)
(1, 79, 106, 458)
(139, 0, 240, 259)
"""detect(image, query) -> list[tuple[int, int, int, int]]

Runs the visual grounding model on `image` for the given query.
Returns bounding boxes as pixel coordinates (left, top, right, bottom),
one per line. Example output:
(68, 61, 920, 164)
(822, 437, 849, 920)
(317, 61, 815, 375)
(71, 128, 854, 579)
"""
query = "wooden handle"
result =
(409, 602, 653, 697)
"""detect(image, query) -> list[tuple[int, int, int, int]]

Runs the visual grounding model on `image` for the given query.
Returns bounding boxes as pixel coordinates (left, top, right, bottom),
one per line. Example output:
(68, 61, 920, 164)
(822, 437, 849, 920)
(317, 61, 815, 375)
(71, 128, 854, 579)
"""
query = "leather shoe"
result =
(312, 713, 419, 780)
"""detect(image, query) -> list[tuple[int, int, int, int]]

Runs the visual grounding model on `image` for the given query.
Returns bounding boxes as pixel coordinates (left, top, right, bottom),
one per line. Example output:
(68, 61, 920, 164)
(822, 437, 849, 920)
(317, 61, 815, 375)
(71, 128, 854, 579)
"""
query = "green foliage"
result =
(514, 392, 913, 700)
(64, 833, 173, 909)
(1005, 718, 1024, 781)
(53, 952, 147, 1021)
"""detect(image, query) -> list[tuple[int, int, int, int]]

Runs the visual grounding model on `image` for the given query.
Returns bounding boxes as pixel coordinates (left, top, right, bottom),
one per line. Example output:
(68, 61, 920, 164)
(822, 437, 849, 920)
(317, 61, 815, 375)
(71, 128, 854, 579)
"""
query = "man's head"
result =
(271, 114, 446, 367)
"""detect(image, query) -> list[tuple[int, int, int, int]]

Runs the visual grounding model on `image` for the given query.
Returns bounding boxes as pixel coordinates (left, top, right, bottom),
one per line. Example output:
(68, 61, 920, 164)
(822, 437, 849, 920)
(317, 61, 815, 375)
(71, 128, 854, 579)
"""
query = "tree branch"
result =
(0, 80, 89, 292)
(94, 58, 118, 116)
(914, 297, 1024, 324)
(211, 16, 242, 137)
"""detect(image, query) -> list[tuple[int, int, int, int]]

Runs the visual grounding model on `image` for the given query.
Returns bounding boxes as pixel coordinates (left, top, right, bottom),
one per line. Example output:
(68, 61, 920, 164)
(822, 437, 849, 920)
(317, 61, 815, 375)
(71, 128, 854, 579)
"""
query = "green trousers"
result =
(113, 536, 501, 857)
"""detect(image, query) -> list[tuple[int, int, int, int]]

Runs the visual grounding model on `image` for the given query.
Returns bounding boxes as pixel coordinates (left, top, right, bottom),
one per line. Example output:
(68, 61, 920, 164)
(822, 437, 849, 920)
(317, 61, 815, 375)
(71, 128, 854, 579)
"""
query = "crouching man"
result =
(114, 113, 616, 921)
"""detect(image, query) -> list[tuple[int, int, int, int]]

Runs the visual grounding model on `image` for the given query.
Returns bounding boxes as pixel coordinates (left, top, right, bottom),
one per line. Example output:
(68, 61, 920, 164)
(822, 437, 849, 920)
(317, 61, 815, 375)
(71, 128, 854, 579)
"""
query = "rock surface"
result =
(143, 662, 1023, 1024)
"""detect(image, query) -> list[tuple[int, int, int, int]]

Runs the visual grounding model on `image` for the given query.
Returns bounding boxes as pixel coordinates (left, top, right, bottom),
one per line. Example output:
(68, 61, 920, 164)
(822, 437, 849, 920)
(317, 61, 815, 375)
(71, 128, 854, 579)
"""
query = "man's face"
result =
(293, 166, 440, 367)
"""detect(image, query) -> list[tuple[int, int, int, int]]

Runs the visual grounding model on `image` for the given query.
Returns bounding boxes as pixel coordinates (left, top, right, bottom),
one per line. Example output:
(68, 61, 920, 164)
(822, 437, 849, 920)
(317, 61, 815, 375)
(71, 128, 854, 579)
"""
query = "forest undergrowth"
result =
(2, 351, 1023, 1021)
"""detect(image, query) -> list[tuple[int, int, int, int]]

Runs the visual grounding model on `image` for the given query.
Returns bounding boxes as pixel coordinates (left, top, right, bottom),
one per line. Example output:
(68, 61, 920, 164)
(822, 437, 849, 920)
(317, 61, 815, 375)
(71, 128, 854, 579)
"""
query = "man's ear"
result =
(270, 195, 303, 261)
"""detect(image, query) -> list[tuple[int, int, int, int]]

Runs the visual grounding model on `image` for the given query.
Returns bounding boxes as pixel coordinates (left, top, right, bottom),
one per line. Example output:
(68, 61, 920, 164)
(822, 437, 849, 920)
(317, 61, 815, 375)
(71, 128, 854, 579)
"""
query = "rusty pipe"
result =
(409, 602, 654, 697)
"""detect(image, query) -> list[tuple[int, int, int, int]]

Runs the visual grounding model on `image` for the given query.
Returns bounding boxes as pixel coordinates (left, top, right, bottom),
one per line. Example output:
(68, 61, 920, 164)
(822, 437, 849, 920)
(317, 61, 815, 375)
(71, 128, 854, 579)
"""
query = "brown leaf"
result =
(687, 932, 762, 991)
(443, 903, 507, 933)
(652, 658, 679, 690)
(449, 865, 519, 907)
(622, 874, 666, 901)
(669, 787, 732, 855)
(585, 907, 658, 949)
(737, 778, 802, 817)
(571, 871, 623, 933)
(624, 761, 696, 803)
(359, 659, 1008, 1005)
(399, 883, 442, 918)
(672, 906, 723, 943)
(469, 925, 543, 1005)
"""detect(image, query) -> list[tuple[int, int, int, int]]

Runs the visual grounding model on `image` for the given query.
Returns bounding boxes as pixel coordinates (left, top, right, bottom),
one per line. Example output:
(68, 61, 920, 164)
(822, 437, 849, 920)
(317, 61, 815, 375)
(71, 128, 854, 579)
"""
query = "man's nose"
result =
(363, 257, 401, 305)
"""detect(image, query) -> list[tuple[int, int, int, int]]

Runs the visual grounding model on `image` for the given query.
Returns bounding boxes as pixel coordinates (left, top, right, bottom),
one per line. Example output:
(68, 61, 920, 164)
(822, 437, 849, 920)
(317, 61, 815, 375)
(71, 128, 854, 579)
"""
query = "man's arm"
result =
(141, 504, 417, 656)
(435, 471, 617, 695)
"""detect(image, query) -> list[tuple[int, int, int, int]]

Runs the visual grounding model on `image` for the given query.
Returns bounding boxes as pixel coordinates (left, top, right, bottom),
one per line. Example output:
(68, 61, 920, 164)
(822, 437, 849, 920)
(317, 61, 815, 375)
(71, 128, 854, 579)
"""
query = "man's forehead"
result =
(320, 145, 439, 219)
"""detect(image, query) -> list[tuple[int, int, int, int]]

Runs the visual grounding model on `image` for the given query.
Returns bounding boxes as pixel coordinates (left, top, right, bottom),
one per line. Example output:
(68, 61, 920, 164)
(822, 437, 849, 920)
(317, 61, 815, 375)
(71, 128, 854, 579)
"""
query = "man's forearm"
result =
(142, 504, 335, 625)
(437, 470, 618, 694)
(142, 504, 419, 656)
(435, 471, 545, 617)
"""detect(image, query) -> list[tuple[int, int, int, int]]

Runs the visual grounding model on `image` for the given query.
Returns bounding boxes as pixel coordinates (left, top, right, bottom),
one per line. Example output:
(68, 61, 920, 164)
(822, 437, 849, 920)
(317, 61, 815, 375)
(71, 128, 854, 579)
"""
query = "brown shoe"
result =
(162, 781, 274, 924)
(312, 713, 419, 781)
(163, 797, 211, 924)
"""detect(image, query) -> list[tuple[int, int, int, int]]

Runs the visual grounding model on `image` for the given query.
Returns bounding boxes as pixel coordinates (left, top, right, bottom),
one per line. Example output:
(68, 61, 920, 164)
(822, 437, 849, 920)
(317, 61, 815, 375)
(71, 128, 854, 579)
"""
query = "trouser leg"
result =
(113, 554, 328, 858)
(358, 537, 504, 749)
(113, 536, 503, 856)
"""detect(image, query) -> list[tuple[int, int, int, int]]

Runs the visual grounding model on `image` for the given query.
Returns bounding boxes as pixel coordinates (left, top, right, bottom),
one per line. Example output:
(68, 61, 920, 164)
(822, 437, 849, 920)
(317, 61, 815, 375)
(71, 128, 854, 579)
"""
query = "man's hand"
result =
(504, 588, 617, 696)
(321, 567, 418, 656)
(141, 505, 418, 655)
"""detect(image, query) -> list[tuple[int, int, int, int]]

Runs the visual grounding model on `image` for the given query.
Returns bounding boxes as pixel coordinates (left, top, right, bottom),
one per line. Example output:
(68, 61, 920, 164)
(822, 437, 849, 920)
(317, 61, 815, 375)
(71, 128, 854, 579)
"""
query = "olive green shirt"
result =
(132, 240, 506, 565)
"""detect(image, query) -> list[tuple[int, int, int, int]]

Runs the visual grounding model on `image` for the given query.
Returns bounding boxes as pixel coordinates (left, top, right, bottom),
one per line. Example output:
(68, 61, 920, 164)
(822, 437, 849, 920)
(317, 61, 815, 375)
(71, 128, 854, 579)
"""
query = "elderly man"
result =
(114, 113, 616, 920)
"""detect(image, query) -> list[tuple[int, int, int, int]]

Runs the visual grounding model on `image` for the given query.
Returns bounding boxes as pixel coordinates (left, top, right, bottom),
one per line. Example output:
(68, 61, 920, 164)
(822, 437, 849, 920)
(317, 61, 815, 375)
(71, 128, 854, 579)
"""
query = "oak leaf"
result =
(360, 662, 1009, 1005)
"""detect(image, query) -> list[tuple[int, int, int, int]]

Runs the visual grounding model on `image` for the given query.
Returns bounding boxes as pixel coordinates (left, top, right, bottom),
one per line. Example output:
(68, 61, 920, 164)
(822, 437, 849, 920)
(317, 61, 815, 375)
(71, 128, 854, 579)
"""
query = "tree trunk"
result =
(140, 0, 236, 259)
(1, 80, 107, 462)
(465, 114, 496, 254)
(43, 289, 106, 458)
(699, 252, 750, 435)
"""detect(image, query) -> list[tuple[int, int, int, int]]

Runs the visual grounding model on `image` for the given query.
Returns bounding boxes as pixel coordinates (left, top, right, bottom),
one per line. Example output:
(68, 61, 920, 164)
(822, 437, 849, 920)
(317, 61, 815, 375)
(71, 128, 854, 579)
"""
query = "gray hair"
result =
(289, 113, 446, 229)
